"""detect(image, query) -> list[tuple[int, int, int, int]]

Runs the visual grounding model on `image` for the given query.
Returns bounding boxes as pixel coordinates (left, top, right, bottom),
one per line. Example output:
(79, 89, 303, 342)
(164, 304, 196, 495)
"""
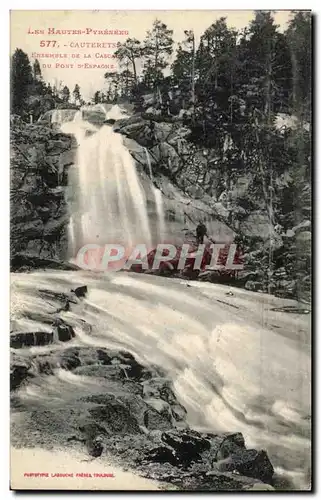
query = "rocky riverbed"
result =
(11, 343, 275, 491)
(10, 270, 311, 491)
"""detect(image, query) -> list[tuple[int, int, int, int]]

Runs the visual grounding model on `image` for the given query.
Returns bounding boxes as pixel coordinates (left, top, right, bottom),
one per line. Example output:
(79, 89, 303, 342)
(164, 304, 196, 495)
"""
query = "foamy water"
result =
(61, 105, 167, 254)
(144, 147, 166, 243)
(11, 270, 311, 490)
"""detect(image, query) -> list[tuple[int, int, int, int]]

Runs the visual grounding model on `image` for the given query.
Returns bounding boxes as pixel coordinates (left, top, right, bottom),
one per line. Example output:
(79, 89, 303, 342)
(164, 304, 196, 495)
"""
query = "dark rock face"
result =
(137, 429, 274, 488)
(10, 331, 54, 349)
(162, 429, 211, 454)
(10, 319, 75, 350)
(58, 349, 81, 370)
(144, 446, 178, 466)
(72, 285, 88, 298)
(38, 109, 78, 127)
(216, 449, 274, 484)
(10, 254, 79, 272)
(10, 118, 76, 264)
(113, 113, 235, 251)
(209, 432, 246, 461)
(53, 319, 75, 342)
(10, 353, 33, 390)
(11, 111, 310, 302)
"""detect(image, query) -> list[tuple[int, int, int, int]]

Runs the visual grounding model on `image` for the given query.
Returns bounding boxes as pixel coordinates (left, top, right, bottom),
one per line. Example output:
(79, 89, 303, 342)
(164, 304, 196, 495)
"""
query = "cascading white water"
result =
(144, 147, 166, 243)
(73, 109, 83, 123)
(11, 270, 311, 490)
(70, 127, 151, 251)
(153, 188, 166, 243)
(51, 109, 78, 126)
(61, 105, 169, 258)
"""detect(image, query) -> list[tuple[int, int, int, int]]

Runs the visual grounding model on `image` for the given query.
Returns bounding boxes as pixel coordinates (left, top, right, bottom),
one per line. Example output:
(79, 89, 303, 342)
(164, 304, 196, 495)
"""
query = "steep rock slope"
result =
(10, 115, 77, 266)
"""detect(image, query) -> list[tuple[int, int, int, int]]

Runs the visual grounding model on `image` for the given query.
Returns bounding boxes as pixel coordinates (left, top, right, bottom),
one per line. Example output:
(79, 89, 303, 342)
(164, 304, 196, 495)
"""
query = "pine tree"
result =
(171, 30, 196, 106)
(114, 38, 142, 83)
(72, 84, 81, 104)
(93, 91, 101, 104)
(104, 72, 121, 101)
(285, 11, 311, 119)
(33, 59, 42, 81)
(11, 49, 33, 115)
(52, 85, 58, 98)
(187, 18, 238, 152)
(196, 18, 238, 108)
(237, 11, 292, 116)
(61, 85, 70, 103)
(142, 20, 174, 96)
(119, 68, 136, 96)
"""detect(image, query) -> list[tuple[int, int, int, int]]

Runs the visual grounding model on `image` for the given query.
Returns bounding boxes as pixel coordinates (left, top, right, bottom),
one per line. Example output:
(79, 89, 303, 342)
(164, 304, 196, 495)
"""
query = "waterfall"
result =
(73, 110, 83, 122)
(51, 109, 62, 125)
(61, 105, 169, 260)
(51, 109, 78, 126)
(153, 188, 166, 243)
(144, 147, 154, 180)
(68, 215, 76, 256)
(144, 147, 167, 243)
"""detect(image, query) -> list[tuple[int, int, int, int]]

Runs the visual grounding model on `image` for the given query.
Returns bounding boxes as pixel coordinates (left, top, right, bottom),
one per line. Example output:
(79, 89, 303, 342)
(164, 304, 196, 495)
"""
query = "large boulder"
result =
(53, 320, 75, 342)
(115, 118, 156, 147)
(82, 105, 108, 126)
(215, 449, 274, 484)
(10, 331, 54, 349)
(161, 429, 211, 461)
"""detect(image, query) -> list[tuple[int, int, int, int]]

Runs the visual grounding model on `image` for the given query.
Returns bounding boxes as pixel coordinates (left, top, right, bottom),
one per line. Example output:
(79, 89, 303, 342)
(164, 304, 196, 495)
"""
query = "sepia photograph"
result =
(10, 9, 312, 491)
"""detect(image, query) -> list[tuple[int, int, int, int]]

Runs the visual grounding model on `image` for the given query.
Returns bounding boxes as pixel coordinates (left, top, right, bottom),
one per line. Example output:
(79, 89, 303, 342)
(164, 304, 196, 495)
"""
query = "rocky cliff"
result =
(10, 115, 77, 268)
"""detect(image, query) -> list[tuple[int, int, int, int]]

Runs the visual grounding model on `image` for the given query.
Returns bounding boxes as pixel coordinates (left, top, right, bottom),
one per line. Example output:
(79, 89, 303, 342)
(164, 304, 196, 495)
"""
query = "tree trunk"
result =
(125, 60, 129, 96)
(191, 33, 195, 108)
(155, 32, 159, 103)
(131, 56, 137, 83)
